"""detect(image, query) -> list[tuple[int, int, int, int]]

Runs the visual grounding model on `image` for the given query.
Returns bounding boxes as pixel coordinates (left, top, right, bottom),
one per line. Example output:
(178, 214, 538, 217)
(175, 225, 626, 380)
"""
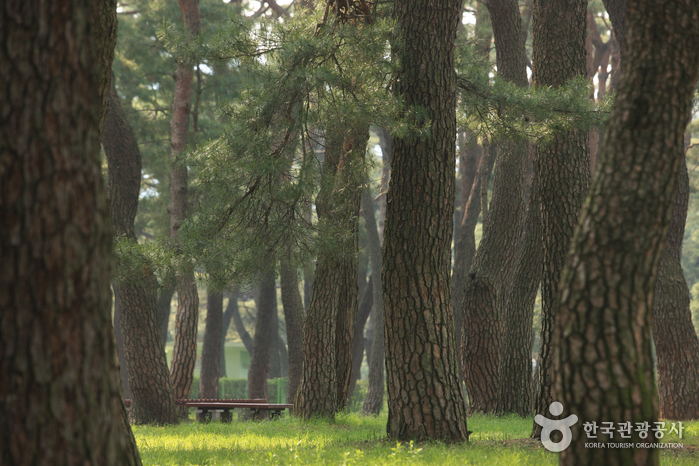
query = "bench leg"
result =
(196, 409, 212, 423)
(220, 409, 232, 423)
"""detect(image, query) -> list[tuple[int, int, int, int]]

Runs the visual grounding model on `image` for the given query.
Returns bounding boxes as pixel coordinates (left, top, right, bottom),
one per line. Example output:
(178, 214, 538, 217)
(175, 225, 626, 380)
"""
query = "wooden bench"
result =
(176, 399, 294, 422)
(124, 398, 292, 422)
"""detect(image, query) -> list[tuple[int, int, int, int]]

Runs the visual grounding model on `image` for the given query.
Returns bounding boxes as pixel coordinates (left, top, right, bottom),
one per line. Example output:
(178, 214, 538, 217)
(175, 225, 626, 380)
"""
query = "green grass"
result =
(133, 413, 699, 465)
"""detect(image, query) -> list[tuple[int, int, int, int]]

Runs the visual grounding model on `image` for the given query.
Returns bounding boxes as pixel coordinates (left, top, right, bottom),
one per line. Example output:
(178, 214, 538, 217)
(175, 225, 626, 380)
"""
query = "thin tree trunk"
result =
(199, 290, 223, 399)
(348, 275, 373, 401)
(383, 0, 468, 442)
(530, 0, 590, 438)
(1, 0, 141, 462)
(220, 292, 237, 378)
(361, 187, 385, 415)
(654, 154, 699, 420)
(556, 2, 699, 462)
(461, 0, 529, 414)
(376, 128, 392, 238)
(248, 269, 277, 404)
(104, 79, 178, 425)
(268, 303, 282, 380)
(280, 261, 305, 403)
(168, 0, 202, 416)
(229, 300, 253, 364)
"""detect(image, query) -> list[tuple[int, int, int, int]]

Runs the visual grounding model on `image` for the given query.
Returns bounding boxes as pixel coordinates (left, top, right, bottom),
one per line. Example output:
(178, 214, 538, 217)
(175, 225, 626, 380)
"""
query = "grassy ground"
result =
(133, 413, 698, 465)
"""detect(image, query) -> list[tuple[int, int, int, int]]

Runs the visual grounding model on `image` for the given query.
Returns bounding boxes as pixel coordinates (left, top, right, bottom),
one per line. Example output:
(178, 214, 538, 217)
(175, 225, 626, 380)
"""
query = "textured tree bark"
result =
(461, 0, 529, 414)
(452, 142, 494, 361)
(495, 157, 542, 416)
(296, 251, 341, 417)
(303, 265, 315, 311)
(104, 82, 178, 425)
(452, 0, 496, 378)
(280, 261, 305, 404)
(248, 269, 277, 405)
(333, 130, 368, 413)
(114, 293, 132, 399)
(0, 0, 141, 463)
(382, 0, 468, 442)
(296, 127, 366, 418)
(169, 0, 202, 416)
(556, 1, 699, 463)
(361, 188, 385, 415)
(199, 291, 223, 399)
(530, 0, 590, 438)
(653, 144, 699, 421)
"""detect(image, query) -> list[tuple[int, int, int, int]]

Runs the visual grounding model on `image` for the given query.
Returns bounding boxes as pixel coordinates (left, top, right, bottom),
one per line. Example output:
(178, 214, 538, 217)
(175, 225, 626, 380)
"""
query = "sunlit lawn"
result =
(133, 412, 699, 465)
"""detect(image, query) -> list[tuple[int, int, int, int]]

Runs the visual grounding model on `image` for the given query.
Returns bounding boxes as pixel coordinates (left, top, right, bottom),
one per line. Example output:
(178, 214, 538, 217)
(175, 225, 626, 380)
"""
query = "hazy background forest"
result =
(5, 0, 699, 463)
(110, 0, 699, 379)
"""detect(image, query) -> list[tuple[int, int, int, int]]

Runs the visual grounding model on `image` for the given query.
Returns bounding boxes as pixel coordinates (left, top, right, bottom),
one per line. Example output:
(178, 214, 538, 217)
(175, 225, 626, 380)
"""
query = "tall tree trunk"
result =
(460, 0, 529, 414)
(556, 1, 699, 462)
(248, 269, 277, 403)
(296, 128, 366, 419)
(361, 187, 385, 415)
(530, 0, 590, 438)
(104, 80, 177, 425)
(348, 275, 373, 401)
(452, 142, 494, 363)
(495, 153, 542, 416)
(333, 130, 368, 412)
(199, 290, 223, 399)
(169, 0, 202, 415)
(451, 4, 492, 368)
(0, 0, 141, 463)
(280, 261, 305, 403)
(654, 154, 699, 420)
(383, 0, 468, 442)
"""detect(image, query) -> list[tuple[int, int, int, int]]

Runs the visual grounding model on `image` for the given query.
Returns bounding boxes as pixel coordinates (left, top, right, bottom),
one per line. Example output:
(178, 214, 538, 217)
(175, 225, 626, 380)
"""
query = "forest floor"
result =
(133, 411, 698, 465)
